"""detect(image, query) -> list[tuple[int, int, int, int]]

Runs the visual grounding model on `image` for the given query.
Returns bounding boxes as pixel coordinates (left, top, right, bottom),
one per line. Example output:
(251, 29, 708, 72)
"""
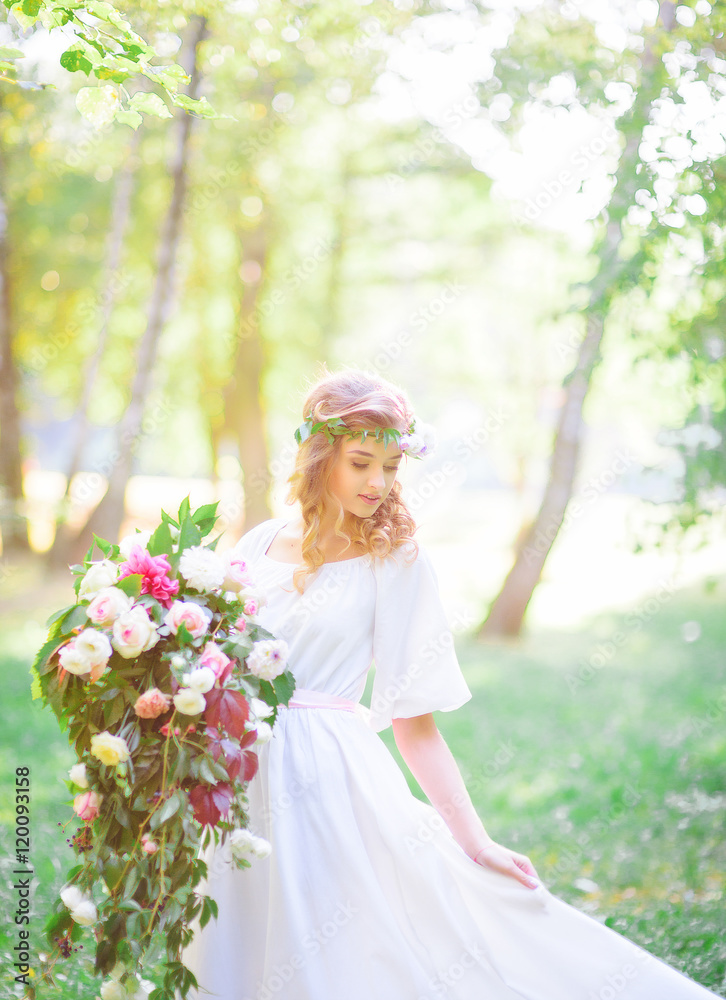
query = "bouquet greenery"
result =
(30, 499, 294, 1000)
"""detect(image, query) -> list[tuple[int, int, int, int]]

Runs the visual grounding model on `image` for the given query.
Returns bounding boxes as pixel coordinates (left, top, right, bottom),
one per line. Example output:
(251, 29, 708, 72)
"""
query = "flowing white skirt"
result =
(181, 705, 721, 1000)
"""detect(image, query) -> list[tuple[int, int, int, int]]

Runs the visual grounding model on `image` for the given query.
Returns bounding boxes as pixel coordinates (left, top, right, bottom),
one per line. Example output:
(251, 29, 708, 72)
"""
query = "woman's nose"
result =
(367, 466, 386, 491)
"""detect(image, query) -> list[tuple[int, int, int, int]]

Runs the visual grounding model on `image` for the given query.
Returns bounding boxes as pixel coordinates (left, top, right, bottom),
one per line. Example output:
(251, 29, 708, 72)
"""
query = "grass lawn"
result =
(1, 559, 724, 998)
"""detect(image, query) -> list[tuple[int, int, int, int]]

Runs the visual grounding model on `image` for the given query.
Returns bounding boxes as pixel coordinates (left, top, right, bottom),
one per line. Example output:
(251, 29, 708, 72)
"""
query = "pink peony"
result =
(198, 641, 231, 680)
(73, 790, 103, 822)
(119, 544, 179, 607)
(134, 687, 171, 719)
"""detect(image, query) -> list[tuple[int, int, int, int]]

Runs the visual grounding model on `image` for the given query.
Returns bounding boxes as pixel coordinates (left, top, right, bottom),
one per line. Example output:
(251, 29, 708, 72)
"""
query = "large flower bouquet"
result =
(30, 499, 294, 1000)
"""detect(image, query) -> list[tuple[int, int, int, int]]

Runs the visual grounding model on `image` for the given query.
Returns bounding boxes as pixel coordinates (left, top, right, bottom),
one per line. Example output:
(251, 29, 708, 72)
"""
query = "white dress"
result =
(181, 518, 722, 1000)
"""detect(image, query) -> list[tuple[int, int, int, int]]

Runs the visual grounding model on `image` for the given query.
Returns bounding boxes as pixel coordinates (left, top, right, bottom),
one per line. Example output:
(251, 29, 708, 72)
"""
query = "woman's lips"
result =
(358, 494, 381, 505)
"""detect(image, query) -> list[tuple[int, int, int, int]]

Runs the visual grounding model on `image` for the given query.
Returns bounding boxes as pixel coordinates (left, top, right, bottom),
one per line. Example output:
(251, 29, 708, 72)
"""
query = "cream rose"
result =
(69, 762, 89, 788)
(112, 606, 159, 659)
(173, 687, 206, 715)
(71, 899, 98, 925)
(163, 600, 212, 638)
(86, 586, 133, 625)
(100, 979, 128, 1000)
(181, 667, 216, 694)
(90, 731, 130, 767)
(253, 722, 273, 745)
(79, 560, 119, 599)
(229, 828, 272, 861)
(58, 641, 93, 676)
(75, 628, 113, 668)
(118, 529, 152, 559)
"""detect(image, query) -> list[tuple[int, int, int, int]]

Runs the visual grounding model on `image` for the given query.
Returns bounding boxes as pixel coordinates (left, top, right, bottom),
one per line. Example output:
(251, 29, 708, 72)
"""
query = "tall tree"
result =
(72, 15, 208, 550)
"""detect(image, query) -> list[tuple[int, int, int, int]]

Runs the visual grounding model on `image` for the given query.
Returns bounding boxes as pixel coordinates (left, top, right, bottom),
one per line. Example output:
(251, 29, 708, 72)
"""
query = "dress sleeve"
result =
(229, 518, 283, 565)
(369, 542, 472, 732)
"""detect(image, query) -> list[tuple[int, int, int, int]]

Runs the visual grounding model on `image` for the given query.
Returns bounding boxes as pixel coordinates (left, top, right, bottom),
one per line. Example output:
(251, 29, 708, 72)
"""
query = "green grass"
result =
(1, 561, 725, 997)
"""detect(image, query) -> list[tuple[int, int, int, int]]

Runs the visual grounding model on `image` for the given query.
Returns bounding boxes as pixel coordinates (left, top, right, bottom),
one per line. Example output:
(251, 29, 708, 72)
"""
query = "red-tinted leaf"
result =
(240, 729, 257, 749)
(211, 783, 233, 817)
(208, 734, 242, 781)
(189, 784, 221, 827)
(218, 659, 234, 685)
(204, 688, 249, 739)
(241, 750, 258, 782)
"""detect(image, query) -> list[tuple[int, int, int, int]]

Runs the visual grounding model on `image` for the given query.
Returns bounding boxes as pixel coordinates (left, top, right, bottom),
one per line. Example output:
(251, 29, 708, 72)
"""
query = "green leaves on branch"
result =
(3, 1, 227, 126)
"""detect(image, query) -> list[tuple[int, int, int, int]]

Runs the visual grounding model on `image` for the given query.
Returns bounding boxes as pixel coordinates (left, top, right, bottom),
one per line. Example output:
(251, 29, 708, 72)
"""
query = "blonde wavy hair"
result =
(287, 368, 418, 592)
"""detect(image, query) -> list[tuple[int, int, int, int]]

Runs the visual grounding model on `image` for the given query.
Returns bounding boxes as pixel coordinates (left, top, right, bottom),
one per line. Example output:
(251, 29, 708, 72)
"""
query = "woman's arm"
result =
(392, 713, 541, 889)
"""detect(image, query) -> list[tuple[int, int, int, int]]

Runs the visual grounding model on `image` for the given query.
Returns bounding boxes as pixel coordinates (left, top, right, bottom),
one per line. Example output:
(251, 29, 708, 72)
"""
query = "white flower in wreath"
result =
(179, 546, 225, 592)
(60, 885, 85, 911)
(69, 762, 89, 788)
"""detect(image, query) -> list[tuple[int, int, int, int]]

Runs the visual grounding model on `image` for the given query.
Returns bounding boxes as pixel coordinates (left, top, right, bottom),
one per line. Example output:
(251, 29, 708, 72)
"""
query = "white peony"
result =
(86, 586, 133, 625)
(178, 546, 225, 592)
(70, 899, 98, 925)
(75, 628, 113, 667)
(173, 687, 206, 715)
(60, 885, 85, 910)
(69, 763, 89, 788)
(118, 529, 152, 559)
(246, 639, 289, 681)
(79, 560, 119, 599)
(112, 606, 159, 659)
(181, 666, 216, 694)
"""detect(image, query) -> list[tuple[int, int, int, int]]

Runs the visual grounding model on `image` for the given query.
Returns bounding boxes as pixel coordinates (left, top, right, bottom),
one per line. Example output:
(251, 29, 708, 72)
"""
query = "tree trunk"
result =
(223, 223, 272, 532)
(49, 126, 142, 568)
(0, 135, 29, 554)
(72, 16, 207, 551)
(480, 2, 675, 638)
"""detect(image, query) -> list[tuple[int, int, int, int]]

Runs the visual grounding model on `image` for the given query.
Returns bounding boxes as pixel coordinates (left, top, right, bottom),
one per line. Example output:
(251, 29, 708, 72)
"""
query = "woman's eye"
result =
(352, 463, 368, 470)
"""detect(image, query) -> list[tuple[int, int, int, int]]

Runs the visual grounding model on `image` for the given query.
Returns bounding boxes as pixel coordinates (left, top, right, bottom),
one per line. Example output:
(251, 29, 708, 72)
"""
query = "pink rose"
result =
(222, 554, 254, 593)
(198, 642, 231, 680)
(164, 600, 212, 638)
(73, 790, 102, 822)
(141, 834, 158, 854)
(119, 545, 180, 608)
(233, 616, 247, 633)
(134, 687, 171, 719)
(86, 587, 133, 625)
(243, 598, 259, 617)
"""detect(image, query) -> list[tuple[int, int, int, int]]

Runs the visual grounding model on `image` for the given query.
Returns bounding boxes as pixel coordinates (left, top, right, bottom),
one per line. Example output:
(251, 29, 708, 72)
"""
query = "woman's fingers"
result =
(475, 844, 542, 889)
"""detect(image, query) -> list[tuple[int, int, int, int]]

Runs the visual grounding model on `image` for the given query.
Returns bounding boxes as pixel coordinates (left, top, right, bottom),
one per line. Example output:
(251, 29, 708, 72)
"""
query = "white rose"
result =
(79, 560, 119, 599)
(246, 639, 288, 681)
(181, 666, 216, 694)
(178, 546, 225, 592)
(250, 835, 272, 859)
(60, 885, 85, 910)
(229, 828, 272, 861)
(69, 763, 88, 788)
(58, 641, 93, 676)
(86, 587, 133, 625)
(70, 899, 98, 925)
(173, 687, 206, 715)
(112, 606, 159, 659)
(118, 530, 152, 559)
(75, 628, 113, 668)
(100, 980, 128, 1000)
(221, 553, 254, 593)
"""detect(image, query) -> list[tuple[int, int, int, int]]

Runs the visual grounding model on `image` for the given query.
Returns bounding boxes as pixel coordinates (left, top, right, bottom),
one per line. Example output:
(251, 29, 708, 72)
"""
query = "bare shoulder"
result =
(265, 518, 304, 563)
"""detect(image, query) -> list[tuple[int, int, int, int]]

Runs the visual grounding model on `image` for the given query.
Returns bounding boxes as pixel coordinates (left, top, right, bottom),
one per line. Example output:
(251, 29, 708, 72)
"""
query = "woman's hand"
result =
(473, 842, 542, 890)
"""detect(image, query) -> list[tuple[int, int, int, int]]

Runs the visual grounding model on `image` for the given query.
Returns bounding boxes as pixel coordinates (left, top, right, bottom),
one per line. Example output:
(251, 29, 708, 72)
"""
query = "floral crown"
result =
(293, 413, 435, 458)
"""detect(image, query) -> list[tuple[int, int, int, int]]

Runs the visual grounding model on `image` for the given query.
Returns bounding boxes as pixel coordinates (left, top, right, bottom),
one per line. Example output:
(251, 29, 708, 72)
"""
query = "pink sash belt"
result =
(287, 687, 361, 713)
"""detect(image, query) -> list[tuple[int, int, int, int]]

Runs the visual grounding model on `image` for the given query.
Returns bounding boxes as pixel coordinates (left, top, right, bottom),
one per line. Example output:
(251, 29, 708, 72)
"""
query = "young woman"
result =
(183, 369, 721, 1000)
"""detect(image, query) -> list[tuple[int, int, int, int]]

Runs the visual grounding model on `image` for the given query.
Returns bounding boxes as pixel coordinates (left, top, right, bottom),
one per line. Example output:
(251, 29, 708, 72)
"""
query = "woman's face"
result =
(327, 434, 403, 520)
